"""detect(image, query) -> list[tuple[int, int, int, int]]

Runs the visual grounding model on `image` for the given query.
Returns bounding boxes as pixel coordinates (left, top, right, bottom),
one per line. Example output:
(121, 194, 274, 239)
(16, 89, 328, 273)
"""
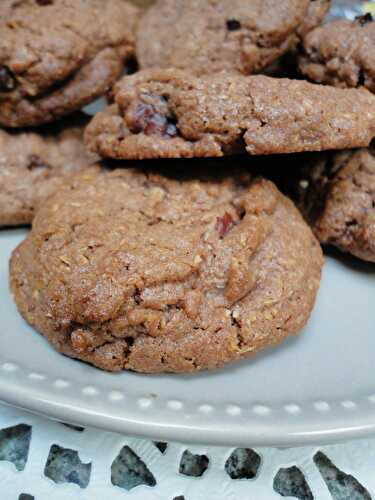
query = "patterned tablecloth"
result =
(1, 402, 375, 500)
(1, 1, 375, 499)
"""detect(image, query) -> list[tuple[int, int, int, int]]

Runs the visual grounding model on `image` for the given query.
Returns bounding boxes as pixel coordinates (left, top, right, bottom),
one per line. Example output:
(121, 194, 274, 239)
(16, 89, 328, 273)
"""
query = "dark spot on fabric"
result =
(0, 424, 32, 471)
(154, 441, 168, 454)
(0, 65, 16, 92)
(179, 450, 209, 477)
(44, 444, 91, 488)
(314, 451, 371, 500)
(355, 13, 373, 26)
(111, 445, 156, 490)
(18, 495, 34, 500)
(225, 448, 261, 480)
(226, 19, 241, 31)
(36, 0, 53, 5)
(273, 466, 313, 499)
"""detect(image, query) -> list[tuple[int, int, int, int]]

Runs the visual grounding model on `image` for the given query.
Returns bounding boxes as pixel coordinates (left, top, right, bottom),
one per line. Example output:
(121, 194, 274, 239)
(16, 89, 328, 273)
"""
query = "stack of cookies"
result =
(2, 0, 374, 374)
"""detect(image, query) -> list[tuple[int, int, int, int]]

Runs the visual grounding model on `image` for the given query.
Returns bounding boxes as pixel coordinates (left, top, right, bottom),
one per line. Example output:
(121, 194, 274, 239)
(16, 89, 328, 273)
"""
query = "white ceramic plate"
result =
(1, 228, 375, 447)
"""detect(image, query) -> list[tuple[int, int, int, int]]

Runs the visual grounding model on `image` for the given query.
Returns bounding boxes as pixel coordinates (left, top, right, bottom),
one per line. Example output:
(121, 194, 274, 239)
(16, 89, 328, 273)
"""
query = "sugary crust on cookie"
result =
(137, 0, 329, 75)
(85, 70, 375, 159)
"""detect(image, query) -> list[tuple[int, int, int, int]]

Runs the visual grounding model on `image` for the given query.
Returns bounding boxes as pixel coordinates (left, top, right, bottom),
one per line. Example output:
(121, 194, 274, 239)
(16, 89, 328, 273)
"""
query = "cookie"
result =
(299, 15, 375, 92)
(267, 149, 375, 263)
(137, 0, 329, 75)
(129, 0, 155, 6)
(84, 69, 375, 160)
(0, 114, 97, 226)
(297, 0, 331, 37)
(0, 0, 139, 127)
(10, 164, 323, 373)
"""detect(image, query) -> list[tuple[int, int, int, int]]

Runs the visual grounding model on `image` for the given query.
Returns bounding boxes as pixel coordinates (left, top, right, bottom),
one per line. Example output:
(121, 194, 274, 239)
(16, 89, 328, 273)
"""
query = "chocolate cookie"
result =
(0, 0, 139, 127)
(299, 15, 375, 92)
(10, 165, 323, 373)
(137, 0, 329, 75)
(0, 114, 97, 226)
(85, 69, 375, 160)
(268, 149, 375, 263)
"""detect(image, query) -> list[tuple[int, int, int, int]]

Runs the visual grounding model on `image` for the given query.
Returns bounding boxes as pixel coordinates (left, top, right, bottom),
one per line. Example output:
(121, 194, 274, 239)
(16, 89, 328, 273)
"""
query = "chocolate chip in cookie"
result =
(136, 0, 330, 75)
(226, 19, 241, 31)
(355, 13, 373, 26)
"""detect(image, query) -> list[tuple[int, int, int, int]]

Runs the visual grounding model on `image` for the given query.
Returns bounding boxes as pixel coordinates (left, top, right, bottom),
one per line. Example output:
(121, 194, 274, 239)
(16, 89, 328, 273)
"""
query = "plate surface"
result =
(1, 228, 375, 447)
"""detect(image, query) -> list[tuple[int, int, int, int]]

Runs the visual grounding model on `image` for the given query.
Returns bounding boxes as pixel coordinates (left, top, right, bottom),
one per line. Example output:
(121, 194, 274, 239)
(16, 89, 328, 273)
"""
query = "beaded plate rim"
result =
(1, 227, 375, 448)
(2, 355, 375, 448)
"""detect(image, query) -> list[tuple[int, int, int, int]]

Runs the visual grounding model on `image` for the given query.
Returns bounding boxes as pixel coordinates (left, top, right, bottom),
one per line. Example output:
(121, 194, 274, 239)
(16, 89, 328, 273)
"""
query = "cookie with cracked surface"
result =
(136, 0, 329, 75)
(299, 15, 375, 92)
(268, 149, 375, 263)
(263, 0, 331, 79)
(0, 0, 139, 127)
(297, 0, 331, 38)
(84, 69, 375, 160)
(0, 113, 97, 227)
(10, 164, 323, 373)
